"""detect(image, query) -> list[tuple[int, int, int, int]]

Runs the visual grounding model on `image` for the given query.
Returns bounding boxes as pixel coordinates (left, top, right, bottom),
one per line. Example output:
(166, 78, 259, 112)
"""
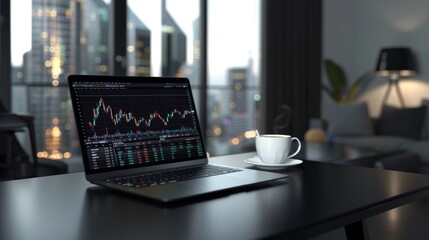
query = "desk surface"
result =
(2, 152, 429, 240)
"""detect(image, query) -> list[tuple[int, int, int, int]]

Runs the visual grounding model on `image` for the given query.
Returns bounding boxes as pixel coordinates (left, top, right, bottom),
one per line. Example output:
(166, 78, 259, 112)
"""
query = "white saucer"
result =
(244, 155, 303, 170)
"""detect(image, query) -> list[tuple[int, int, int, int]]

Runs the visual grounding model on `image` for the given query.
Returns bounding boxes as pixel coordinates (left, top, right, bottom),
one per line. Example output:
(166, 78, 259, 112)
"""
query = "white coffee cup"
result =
(255, 134, 301, 164)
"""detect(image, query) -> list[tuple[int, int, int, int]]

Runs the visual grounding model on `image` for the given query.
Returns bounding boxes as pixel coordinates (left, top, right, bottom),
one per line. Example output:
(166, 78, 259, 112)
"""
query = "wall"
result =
(323, 0, 429, 117)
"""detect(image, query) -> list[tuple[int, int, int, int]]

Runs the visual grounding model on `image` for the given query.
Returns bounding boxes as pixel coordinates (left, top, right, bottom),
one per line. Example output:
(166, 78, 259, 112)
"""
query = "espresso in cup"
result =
(255, 134, 301, 164)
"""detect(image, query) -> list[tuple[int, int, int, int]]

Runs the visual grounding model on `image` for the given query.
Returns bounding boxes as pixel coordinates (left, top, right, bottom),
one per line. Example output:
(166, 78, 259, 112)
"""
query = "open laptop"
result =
(68, 75, 287, 202)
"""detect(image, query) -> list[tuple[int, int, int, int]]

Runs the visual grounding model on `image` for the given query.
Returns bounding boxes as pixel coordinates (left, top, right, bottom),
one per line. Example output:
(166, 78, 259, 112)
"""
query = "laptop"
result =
(68, 75, 287, 202)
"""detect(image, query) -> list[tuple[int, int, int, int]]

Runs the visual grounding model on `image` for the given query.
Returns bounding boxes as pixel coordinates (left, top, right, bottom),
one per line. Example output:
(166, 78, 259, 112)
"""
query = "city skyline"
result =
(16, 0, 158, 159)
(10, 0, 261, 157)
(11, 0, 260, 86)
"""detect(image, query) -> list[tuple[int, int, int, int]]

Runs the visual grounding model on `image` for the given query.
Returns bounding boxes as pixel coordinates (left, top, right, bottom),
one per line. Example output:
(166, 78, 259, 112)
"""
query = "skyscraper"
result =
(127, 9, 151, 76)
(73, 0, 109, 75)
(25, 0, 152, 160)
(228, 67, 247, 114)
(191, 17, 200, 86)
(223, 60, 257, 139)
(161, 0, 186, 77)
(29, 0, 74, 159)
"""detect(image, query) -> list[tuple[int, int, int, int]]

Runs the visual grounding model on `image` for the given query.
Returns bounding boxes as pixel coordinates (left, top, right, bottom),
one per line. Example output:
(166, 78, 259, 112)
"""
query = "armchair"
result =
(0, 102, 67, 180)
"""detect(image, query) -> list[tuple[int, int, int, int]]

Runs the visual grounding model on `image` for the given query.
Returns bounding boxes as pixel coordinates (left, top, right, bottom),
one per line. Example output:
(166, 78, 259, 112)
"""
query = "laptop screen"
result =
(68, 76, 206, 174)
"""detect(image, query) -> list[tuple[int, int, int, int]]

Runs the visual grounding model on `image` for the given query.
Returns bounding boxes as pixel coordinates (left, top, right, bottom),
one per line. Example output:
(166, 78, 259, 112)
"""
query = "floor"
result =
(311, 196, 429, 240)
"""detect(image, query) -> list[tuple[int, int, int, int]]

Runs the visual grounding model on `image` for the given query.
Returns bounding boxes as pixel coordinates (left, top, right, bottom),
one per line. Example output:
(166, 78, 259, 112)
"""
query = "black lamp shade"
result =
(375, 47, 418, 77)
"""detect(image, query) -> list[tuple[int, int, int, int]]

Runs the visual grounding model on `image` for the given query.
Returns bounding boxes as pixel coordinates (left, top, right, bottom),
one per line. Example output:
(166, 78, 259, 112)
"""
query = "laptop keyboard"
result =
(106, 165, 242, 188)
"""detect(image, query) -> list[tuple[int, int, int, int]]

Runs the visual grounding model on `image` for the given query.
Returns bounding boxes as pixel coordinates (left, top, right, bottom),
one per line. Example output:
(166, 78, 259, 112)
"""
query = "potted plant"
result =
(322, 59, 372, 103)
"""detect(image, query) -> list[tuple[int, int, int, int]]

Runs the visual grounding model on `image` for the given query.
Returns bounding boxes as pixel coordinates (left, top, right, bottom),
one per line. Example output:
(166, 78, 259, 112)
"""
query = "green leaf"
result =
(322, 84, 341, 102)
(324, 59, 347, 101)
(344, 71, 373, 102)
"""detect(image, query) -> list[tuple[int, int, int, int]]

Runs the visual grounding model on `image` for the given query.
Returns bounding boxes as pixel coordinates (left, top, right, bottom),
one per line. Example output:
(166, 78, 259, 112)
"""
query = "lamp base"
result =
(382, 78, 405, 108)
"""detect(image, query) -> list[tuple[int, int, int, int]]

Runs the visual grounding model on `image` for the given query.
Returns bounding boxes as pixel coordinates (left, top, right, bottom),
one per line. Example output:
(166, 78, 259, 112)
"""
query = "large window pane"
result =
(207, 0, 261, 155)
(11, 0, 111, 161)
(127, 0, 202, 115)
(127, 0, 199, 78)
(10, 0, 259, 165)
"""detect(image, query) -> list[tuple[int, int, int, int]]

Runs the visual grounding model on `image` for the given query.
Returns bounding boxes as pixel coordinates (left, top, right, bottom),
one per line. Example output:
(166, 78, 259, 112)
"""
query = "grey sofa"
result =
(320, 101, 429, 168)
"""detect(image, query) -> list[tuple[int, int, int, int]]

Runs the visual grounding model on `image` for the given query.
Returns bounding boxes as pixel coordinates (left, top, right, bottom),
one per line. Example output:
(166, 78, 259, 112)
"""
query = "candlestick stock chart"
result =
(70, 80, 206, 171)
(82, 95, 198, 139)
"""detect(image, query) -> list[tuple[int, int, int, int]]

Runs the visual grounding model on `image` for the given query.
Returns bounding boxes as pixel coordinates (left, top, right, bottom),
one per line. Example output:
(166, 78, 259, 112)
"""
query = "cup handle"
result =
(287, 137, 301, 159)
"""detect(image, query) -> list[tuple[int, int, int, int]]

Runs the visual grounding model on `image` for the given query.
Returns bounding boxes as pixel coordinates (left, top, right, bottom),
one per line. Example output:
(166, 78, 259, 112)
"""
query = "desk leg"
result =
(344, 220, 369, 240)
(0, 133, 13, 169)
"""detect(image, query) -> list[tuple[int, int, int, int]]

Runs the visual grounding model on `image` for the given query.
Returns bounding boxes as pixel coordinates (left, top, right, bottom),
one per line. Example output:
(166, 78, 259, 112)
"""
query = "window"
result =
(206, 0, 261, 155)
(11, 0, 112, 160)
(8, 0, 261, 164)
(126, 0, 202, 110)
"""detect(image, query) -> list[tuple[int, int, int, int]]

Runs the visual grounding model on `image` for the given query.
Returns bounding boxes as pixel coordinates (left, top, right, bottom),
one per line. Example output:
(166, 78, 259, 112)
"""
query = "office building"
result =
(161, 0, 186, 77)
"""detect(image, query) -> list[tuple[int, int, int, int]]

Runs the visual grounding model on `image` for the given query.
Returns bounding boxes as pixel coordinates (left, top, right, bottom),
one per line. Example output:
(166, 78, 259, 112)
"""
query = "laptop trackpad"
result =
(138, 175, 264, 202)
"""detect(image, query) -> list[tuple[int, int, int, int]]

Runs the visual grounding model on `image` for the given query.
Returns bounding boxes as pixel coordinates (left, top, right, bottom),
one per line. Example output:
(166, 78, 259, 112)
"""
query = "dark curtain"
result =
(0, 1, 11, 110)
(261, 0, 321, 138)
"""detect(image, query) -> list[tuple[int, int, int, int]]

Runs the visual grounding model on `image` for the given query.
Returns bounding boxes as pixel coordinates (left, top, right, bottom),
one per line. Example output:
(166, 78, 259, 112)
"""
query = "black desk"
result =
(2, 152, 429, 240)
(301, 142, 381, 162)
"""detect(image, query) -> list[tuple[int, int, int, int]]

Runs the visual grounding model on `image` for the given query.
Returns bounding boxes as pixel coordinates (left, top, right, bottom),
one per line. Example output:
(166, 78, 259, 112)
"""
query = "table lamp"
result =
(375, 47, 418, 108)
